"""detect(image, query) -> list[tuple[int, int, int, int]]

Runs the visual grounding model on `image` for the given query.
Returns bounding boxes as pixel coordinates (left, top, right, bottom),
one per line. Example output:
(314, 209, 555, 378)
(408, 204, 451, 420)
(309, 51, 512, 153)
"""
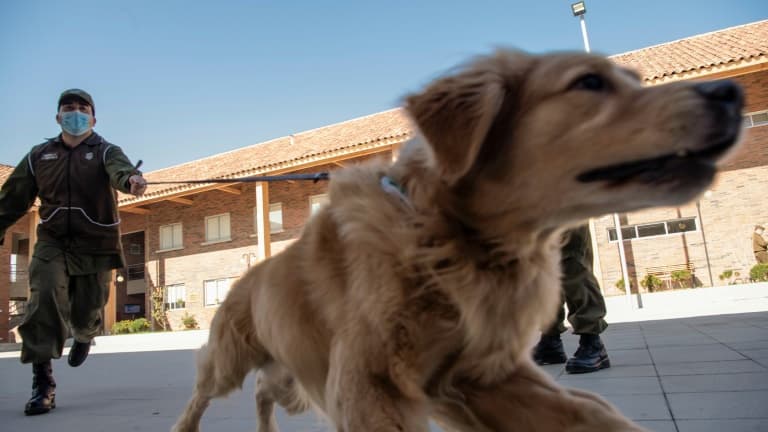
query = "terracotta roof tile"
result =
(0, 164, 14, 184)
(610, 20, 768, 82)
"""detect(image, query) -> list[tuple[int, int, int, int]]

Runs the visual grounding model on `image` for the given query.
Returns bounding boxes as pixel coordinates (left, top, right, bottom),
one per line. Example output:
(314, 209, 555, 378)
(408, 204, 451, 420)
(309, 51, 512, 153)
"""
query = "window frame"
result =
(744, 109, 768, 128)
(204, 213, 231, 244)
(159, 223, 183, 251)
(608, 217, 698, 242)
(203, 278, 232, 307)
(165, 284, 186, 310)
(253, 203, 284, 235)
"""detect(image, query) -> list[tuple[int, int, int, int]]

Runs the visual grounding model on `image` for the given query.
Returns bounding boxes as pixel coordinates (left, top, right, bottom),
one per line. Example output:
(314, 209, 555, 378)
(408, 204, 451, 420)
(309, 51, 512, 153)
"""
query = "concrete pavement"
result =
(1, 284, 767, 431)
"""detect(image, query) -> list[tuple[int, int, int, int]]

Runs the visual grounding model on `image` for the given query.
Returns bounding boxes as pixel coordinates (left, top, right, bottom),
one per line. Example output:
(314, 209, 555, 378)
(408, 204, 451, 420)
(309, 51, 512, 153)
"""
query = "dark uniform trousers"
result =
(19, 253, 110, 364)
(544, 224, 608, 336)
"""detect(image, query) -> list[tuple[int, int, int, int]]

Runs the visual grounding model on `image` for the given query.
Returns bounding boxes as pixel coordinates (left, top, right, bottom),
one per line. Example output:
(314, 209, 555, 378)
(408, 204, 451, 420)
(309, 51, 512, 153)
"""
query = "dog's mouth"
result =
(576, 133, 738, 185)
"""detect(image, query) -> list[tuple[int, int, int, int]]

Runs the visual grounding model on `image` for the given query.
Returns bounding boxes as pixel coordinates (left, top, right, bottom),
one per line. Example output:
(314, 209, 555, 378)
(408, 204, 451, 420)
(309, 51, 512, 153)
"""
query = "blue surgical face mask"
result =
(60, 111, 92, 136)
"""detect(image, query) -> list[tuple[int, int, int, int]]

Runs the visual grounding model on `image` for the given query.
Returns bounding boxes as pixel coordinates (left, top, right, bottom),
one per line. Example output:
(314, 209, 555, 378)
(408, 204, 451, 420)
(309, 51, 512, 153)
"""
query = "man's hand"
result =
(128, 175, 147, 196)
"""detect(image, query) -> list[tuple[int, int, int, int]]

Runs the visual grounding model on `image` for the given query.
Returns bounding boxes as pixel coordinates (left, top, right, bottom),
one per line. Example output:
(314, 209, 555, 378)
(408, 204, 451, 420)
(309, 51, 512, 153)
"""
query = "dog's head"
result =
(404, 50, 744, 232)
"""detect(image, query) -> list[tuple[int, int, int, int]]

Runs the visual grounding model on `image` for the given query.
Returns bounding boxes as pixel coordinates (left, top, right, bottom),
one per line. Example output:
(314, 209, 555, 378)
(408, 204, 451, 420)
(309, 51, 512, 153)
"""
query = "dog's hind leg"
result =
(172, 305, 270, 432)
(255, 374, 279, 432)
(255, 364, 311, 432)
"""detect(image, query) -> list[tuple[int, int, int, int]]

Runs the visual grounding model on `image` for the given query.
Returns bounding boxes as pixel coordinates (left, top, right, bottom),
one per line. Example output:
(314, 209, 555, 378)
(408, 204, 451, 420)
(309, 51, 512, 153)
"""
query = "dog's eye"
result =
(569, 74, 608, 92)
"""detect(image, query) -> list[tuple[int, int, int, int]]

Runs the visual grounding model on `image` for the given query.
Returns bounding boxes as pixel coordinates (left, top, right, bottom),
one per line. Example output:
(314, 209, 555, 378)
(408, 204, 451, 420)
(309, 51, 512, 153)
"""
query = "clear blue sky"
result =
(1, 1, 765, 172)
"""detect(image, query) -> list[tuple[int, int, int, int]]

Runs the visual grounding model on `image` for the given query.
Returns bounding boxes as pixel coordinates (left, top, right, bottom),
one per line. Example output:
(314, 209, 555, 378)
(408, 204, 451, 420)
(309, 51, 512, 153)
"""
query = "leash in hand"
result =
(133, 160, 330, 185)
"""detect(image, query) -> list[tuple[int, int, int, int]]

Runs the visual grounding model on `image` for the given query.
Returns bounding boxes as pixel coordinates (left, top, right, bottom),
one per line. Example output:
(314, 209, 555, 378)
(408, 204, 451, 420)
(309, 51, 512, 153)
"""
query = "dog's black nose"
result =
(694, 80, 744, 107)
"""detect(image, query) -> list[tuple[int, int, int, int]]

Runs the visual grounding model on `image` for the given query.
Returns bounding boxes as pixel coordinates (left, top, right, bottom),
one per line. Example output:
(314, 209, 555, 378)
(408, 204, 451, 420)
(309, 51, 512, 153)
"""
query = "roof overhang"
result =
(118, 133, 409, 213)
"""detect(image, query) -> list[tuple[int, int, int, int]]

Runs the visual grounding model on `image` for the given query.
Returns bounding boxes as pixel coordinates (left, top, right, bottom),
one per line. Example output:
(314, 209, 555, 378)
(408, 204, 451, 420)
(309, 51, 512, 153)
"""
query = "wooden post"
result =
(104, 271, 117, 334)
(255, 182, 271, 261)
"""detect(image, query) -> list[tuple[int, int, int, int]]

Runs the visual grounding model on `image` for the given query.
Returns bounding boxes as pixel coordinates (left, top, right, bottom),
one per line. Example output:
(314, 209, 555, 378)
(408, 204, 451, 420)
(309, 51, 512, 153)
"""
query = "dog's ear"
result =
(405, 60, 508, 183)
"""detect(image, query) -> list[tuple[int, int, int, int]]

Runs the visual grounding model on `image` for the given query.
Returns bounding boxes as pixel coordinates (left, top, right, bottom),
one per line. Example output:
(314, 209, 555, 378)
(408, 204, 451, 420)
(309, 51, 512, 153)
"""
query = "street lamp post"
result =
(570, 1, 636, 308)
(571, 1, 591, 53)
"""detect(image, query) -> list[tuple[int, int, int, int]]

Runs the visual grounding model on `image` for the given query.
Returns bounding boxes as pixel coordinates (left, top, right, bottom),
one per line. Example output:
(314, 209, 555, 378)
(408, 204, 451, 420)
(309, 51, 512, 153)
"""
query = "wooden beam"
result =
(121, 206, 151, 215)
(169, 197, 194, 205)
(255, 183, 271, 260)
(104, 271, 117, 335)
(218, 186, 242, 195)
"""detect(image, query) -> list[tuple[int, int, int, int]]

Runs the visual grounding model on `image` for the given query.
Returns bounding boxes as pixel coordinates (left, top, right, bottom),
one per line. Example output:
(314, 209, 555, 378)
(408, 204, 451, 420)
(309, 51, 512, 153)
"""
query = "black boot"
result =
(24, 361, 56, 415)
(68, 340, 91, 367)
(533, 333, 567, 365)
(565, 334, 611, 374)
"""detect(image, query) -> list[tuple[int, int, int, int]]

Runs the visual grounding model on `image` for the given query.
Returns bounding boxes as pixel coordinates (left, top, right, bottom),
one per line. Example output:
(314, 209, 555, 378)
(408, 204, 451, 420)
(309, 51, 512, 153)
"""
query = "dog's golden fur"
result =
(172, 50, 743, 432)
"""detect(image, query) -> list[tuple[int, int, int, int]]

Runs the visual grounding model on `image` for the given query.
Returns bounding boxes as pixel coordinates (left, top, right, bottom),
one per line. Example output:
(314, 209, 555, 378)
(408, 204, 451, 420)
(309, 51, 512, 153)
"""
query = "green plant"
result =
(750, 263, 768, 282)
(181, 312, 199, 330)
(670, 269, 693, 289)
(130, 318, 150, 333)
(615, 278, 631, 293)
(150, 285, 168, 331)
(640, 274, 663, 293)
(718, 269, 733, 281)
(112, 320, 132, 335)
(718, 269, 741, 285)
(111, 318, 151, 335)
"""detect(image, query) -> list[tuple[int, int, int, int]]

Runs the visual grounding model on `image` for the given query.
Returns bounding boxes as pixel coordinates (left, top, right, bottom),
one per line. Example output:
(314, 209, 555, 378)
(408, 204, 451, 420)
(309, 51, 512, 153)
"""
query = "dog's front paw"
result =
(170, 420, 198, 432)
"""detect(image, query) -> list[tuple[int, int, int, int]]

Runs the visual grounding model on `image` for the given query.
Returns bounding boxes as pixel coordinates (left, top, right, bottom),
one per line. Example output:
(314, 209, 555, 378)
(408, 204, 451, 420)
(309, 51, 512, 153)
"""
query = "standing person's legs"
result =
(18, 254, 69, 415)
(561, 225, 610, 374)
(67, 270, 111, 367)
(533, 225, 610, 373)
(533, 296, 569, 365)
(561, 230, 608, 336)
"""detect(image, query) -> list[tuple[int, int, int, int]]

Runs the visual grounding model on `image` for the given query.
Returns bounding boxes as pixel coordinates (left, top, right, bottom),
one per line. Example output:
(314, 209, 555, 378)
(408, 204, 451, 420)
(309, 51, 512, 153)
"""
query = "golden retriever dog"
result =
(172, 49, 743, 432)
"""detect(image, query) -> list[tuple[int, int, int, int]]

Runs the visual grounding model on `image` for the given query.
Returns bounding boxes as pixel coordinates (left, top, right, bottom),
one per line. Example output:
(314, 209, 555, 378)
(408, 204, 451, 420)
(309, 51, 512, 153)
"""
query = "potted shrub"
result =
(670, 269, 693, 289)
(640, 274, 663, 293)
(181, 312, 199, 330)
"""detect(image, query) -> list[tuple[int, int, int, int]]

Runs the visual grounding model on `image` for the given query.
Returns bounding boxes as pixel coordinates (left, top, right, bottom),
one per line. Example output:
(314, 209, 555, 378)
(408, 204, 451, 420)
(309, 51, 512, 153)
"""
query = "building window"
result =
(269, 203, 284, 233)
(204, 278, 232, 306)
(636, 223, 666, 238)
(666, 218, 696, 234)
(253, 203, 284, 234)
(608, 217, 697, 242)
(10, 254, 18, 283)
(205, 213, 231, 243)
(159, 223, 182, 250)
(165, 284, 186, 310)
(744, 110, 768, 128)
(129, 243, 142, 255)
(309, 194, 329, 215)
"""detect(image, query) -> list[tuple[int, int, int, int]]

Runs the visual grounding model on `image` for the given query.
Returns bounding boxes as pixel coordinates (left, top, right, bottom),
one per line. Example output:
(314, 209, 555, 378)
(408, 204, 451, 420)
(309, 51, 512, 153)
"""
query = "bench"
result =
(643, 262, 696, 289)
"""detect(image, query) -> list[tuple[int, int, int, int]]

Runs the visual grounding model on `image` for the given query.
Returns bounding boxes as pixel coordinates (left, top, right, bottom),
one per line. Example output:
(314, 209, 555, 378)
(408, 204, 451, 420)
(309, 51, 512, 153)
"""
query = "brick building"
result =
(594, 20, 768, 295)
(1, 20, 766, 336)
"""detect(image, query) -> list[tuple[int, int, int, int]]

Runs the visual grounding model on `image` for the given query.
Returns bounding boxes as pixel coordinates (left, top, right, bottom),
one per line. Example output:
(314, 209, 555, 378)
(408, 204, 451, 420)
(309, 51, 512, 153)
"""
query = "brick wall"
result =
(0, 212, 32, 342)
(134, 156, 386, 330)
(0, 231, 9, 342)
(596, 70, 768, 296)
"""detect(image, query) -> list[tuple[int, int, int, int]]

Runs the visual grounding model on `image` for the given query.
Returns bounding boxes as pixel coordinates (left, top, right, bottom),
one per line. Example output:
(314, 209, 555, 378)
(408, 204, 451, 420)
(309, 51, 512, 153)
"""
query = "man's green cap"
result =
(58, 89, 95, 114)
